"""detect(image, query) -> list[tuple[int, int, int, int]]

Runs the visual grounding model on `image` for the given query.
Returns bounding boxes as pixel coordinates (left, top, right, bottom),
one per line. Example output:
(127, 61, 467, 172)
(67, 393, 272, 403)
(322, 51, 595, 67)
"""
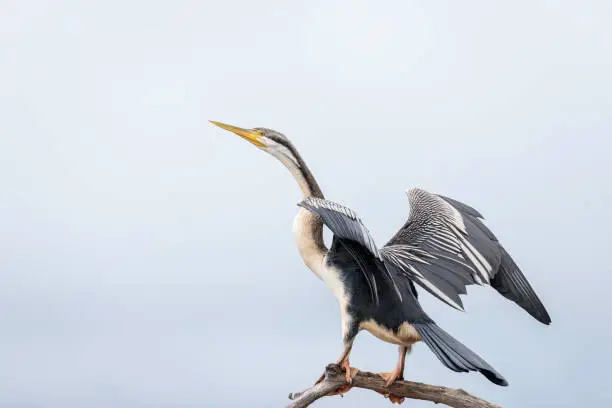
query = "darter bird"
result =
(210, 121, 550, 397)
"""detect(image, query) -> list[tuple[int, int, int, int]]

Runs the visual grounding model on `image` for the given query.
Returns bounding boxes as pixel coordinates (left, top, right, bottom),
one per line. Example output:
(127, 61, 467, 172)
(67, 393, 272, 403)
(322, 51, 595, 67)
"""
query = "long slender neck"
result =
(278, 146, 328, 277)
(284, 151, 324, 200)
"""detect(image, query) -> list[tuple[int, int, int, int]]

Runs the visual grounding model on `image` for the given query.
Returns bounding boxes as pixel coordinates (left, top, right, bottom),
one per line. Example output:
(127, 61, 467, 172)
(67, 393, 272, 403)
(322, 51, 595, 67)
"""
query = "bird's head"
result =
(210, 120, 324, 198)
(209, 120, 300, 168)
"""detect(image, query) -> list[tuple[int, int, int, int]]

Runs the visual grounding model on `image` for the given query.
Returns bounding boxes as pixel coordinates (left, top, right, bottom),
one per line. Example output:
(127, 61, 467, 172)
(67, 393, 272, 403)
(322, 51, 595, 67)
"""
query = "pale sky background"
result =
(1, 1, 611, 407)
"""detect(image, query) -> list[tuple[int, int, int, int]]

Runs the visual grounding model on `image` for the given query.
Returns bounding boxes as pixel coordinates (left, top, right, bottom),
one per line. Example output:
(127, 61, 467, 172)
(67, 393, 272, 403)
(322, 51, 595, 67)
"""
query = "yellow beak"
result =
(209, 120, 266, 148)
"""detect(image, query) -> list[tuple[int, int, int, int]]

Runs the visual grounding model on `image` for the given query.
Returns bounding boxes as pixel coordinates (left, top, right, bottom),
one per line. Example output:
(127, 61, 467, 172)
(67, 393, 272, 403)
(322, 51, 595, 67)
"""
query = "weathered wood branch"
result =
(288, 364, 501, 408)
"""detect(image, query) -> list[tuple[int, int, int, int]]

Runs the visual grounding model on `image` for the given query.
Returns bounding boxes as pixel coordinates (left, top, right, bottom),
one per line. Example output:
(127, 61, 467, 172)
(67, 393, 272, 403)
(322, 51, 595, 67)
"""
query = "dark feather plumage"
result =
(382, 189, 551, 324)
(299, 196, 510, 386)
(299, 197, 402, 301)
(213, 121, 549, 387)
(491, 248, 551, 324)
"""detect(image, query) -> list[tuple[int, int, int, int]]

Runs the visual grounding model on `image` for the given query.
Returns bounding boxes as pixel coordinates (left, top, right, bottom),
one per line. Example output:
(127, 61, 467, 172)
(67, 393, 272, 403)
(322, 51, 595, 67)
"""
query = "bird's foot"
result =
(313, 360, 359, 399)
(314, 360, 359, 385)
(377, 371, 405, 404)
(378, 370, 403, 388)
(376, 389, 405, 405)
(341, 359, 359, 384)
(325, 361, 359, 397)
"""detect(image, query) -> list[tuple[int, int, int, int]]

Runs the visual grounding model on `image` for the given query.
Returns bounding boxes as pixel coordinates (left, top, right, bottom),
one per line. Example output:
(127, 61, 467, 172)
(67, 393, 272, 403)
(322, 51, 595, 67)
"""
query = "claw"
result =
(313, 343, 358, 398)
(314, 360, 360, 399)
(378, 371, 402, 388)
(314, 364, 358, 386)
(378, 370, 405, 404)
(342, 361, 359, 384)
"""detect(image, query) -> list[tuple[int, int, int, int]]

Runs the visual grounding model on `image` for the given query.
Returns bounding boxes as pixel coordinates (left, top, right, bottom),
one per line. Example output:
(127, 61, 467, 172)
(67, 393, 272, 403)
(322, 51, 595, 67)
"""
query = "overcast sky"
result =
(1, 1, 611, 407)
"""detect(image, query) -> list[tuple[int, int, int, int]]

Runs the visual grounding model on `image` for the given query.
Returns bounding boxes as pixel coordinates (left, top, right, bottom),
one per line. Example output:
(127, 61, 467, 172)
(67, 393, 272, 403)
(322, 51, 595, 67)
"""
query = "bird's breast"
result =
(318, 262, 349, 302)
(319, 262, 354, 338)
(292, 208, 327, 278)
(293, 208, 353, 337)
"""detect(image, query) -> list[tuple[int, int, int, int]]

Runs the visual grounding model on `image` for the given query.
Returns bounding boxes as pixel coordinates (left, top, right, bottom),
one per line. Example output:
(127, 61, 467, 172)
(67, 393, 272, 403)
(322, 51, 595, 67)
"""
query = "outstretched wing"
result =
(381, 188, 550, 324)
(298, 197, 402, 303)
(299, 197, 380, 258)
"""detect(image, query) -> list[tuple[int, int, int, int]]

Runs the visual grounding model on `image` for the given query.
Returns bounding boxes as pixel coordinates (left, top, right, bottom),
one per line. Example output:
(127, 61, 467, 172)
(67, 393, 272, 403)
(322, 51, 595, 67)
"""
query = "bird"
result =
(210, 120, 550, 399)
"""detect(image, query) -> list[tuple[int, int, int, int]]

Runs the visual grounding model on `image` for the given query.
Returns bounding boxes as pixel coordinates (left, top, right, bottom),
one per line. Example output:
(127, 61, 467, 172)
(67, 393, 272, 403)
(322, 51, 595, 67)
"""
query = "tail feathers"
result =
(414, 323, 508, 386)
(491, 248, 551, 325)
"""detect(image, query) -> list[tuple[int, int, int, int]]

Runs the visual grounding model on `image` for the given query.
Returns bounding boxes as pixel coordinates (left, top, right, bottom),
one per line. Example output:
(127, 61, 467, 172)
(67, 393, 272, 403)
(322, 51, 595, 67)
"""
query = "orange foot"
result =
(326, 362, 359, 397)
(377, 371, 405, 404)
(340, 359, 360, 384)
(376, 390, 406, 405)
(378, 371, 402, 387)
(315, 360, 359, 385)
(314, 360, 360, 399)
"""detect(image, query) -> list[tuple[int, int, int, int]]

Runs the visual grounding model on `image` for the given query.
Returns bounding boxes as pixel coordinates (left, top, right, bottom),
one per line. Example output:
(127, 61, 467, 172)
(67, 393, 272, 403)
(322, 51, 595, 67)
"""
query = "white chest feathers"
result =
(292, 209, 324, 275)
(293, 208, 352, 338)
(292, 209, 346, 301)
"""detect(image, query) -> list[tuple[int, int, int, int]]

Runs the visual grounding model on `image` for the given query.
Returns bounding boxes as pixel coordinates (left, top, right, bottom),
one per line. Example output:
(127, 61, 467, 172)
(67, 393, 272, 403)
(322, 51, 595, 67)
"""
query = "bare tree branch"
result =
(288, 364, 501, 408)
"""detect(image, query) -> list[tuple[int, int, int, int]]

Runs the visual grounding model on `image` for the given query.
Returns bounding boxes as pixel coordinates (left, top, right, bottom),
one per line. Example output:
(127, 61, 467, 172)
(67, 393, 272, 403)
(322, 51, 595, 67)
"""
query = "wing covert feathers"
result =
(299, 197, 380, 258)
(298, 197, 403, 302)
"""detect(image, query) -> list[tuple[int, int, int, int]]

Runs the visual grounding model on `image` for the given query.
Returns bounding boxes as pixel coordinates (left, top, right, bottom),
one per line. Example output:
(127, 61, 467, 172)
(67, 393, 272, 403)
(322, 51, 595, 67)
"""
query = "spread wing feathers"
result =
(382, 188, 550, 324)
(381, 245, 472, 310)
(491, 248, 551, 324)
(381, 188, 501, 310)
(298, 197, 402, 302)
(436, 195, 484, 219)
(299, 197, 380, 258)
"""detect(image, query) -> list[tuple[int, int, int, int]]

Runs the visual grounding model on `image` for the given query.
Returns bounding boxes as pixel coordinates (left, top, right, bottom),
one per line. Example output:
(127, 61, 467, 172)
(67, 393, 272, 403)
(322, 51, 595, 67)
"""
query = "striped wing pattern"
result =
(380, 189, 499, 310)
(382, 188, 550, 324)
(299, 190, 550, 324)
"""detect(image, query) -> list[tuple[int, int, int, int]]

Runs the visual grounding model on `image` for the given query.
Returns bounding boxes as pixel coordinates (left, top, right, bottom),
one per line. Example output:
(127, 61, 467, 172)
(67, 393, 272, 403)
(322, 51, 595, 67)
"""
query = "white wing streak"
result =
(297, 190, 551, 324)
(381, 188, 503, 310)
